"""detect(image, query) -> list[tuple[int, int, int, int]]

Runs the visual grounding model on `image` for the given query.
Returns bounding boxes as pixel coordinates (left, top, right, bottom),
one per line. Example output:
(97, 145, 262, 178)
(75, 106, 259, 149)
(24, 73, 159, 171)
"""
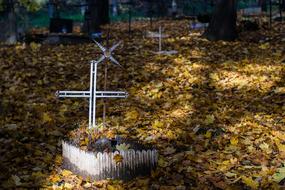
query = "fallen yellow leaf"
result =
(124, 110, 139, 121)
(61, 169, 73, 177)
(42, 112, 52, 123)
(205, 114, 215, 125)
(242, 176, 259, 189)
(64, 182, 74, 189)
(230, 137, 239, 146)
(152, 120, 164, 129)
(113, 154, 123, 164)
(273, 166, 285, 183)
(205, 131, 212, 138)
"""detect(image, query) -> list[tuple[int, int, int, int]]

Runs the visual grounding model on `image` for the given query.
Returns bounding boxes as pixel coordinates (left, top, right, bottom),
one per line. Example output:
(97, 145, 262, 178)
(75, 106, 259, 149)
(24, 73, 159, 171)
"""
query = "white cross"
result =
(146, 26, 177, 55)
(93, 40, 123, 67)
(56, 40, 128, 129)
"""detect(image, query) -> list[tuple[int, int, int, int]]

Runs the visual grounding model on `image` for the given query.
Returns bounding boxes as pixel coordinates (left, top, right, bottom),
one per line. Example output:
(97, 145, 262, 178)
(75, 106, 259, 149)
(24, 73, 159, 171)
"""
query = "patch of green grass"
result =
(28, 10, 84, 28)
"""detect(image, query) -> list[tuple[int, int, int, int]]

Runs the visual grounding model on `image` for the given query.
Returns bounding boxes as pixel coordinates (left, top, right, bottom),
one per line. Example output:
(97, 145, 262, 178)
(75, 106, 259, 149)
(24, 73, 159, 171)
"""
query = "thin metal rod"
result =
(103, 32, 109, 128)
(92, 62, 97, 128)
(57, 91, 128, 98)
(58, 94, 127, 98)
(89, 61, 94, 129)
(103, 58, 108, 127)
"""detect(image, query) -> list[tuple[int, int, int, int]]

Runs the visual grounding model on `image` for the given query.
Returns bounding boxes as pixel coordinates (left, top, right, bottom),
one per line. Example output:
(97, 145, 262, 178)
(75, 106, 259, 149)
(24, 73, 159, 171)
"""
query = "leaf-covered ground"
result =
(0, 20, 284, 189)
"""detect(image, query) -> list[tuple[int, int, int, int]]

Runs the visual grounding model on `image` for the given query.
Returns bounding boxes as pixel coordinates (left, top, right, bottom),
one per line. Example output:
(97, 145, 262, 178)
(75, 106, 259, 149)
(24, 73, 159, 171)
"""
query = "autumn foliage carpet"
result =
(0, 20, 284, 189)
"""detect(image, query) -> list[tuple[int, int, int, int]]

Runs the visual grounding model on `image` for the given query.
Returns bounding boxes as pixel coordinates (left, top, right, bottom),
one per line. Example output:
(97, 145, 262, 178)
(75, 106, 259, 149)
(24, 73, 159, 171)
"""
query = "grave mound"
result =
(62, 130, 157, 181)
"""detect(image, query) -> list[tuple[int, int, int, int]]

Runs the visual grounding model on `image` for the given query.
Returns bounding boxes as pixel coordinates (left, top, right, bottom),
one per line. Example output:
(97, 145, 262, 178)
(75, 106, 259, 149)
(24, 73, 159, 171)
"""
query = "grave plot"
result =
(56, 38, 157, 181)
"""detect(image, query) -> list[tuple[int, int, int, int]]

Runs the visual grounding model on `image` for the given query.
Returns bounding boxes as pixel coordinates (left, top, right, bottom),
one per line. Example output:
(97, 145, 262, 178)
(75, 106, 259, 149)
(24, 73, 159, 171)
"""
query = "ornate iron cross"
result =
(56, 40, 128, 129)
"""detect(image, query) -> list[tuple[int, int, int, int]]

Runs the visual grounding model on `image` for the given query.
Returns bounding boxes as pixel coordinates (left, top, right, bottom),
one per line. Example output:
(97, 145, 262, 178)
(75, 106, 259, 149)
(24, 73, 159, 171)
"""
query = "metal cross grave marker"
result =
(56, 40, 128, 129)
(146, 26, 177, 55)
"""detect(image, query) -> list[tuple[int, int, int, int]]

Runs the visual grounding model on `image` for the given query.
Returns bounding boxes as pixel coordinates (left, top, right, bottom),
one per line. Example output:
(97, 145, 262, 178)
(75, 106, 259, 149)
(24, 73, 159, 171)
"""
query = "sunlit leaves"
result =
(61, 170, 73, 177)
(230, 137, 239, 146)
(124, 109, 139, 121)
(152, 120, 164, 129)
(116, 143, 130, 151)
(0, 20, 284, 189)
(242, 176, 259, 189)
(273, 166, 285, 183)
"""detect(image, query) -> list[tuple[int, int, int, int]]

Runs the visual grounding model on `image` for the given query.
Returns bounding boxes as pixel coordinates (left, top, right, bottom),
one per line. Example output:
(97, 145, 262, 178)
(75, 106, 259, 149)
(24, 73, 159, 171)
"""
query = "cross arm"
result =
(56, 90, 128, 98)
(96, 91, 128, 98)
(56, 91, 90, 98)
(110, 41, 123, 53)
(146, 31, 169, 38)
(93, 39, 106, 52)
(109, 56, 122, 67)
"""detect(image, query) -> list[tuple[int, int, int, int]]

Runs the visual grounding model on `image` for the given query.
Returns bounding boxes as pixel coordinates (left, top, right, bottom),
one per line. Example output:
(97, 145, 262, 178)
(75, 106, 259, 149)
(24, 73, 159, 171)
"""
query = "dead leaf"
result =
(113, 154, 123, 164)
(11, 175, 21, 186)
(241, 176, 259, 189)
(205, 115, 215, 125)
(163, 147, 176, 155)
(61, 170, 73, 177)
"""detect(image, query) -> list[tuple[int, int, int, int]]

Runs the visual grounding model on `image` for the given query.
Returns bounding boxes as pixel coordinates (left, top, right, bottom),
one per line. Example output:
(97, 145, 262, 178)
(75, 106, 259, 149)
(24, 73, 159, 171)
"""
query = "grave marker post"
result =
(56, 40, 127, 129)
(146, 26, 177, 55)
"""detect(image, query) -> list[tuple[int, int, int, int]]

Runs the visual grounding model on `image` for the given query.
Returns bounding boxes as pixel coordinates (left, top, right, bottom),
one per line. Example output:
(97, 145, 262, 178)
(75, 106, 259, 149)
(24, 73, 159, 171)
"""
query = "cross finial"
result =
(93, 40, 123, 66)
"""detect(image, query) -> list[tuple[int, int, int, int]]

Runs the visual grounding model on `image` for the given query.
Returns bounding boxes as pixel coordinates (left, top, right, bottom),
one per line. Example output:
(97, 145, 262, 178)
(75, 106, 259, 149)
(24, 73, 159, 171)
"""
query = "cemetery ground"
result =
(0, 20, 284, 189)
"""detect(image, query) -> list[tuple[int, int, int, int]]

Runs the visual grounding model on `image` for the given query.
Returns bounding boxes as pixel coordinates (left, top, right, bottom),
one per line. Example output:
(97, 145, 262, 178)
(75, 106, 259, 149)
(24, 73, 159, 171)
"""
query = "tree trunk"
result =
(259, 0, 267, 12)
(156, 0, 168, 17)
(111, 0, 118, 16)
(84, 0, 109, 34)
(203, 0, 238, 41)
(6, 0, 17, 44)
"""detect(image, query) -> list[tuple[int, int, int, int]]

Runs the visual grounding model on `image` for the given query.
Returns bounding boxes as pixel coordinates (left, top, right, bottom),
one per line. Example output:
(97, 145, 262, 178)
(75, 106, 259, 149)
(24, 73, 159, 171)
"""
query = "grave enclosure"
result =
(56, 39, 158, 180)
